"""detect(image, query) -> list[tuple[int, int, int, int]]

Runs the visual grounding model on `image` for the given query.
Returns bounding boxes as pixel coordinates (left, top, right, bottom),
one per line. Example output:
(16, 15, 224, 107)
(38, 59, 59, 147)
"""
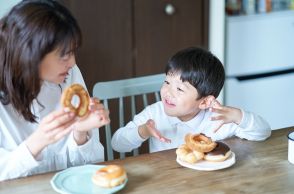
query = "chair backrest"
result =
(93, 73, 165, 161)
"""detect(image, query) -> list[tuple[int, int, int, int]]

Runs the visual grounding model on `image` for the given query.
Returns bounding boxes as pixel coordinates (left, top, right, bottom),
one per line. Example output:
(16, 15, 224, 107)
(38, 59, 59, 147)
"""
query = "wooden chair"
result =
(92, 73, 165, 161)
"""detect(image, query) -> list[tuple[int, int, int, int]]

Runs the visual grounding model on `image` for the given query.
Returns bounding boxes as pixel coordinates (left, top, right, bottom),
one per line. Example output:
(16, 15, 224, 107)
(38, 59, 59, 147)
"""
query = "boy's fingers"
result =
(213, 122, 224, 133)
(210, 115, 223, 121)
(150, 128, 171, 143)
(210, 107, 224, 114)
(146, 119, 156, 129)
(145, 119, 171, 143)
(160, 137, 171, 143)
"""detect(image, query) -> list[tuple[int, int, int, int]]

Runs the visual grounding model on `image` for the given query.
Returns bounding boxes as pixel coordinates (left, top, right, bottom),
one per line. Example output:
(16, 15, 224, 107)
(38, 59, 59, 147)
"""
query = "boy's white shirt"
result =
(111, 101, 271, 153)
(0, 65, 104, 181)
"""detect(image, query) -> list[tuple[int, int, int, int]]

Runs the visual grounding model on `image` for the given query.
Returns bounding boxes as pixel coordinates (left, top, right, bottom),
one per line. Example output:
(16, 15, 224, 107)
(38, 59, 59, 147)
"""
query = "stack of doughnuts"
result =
(176, 133, 232, 163)
(92, 165, 127, 188)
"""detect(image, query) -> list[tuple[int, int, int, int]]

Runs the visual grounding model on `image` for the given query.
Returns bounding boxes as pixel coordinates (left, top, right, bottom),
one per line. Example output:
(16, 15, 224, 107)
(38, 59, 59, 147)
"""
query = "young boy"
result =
(111, 47, 271, 153)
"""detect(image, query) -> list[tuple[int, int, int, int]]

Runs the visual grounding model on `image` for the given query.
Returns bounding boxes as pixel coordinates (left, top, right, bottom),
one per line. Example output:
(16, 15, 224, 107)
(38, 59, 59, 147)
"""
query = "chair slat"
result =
(92, 73, 165, 161)
(119, 97, 126, 159)
(131, 96, 139, 156)
(103, 100, 114, 161)
(155, 91, 160, 102)
(143, 94, 148, 107)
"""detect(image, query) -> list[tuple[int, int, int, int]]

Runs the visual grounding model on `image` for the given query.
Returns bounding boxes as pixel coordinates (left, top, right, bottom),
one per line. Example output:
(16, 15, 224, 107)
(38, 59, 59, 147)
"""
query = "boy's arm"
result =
(234, 109, 271, 141)
(111, 120, 147, 153)
(209, 101, 271, 141)
(111, 108, 152, 153)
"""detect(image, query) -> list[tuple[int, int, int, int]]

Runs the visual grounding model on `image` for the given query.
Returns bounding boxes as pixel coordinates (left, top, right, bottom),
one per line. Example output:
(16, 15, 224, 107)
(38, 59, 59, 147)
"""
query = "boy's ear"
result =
(198, 95, 216, 110)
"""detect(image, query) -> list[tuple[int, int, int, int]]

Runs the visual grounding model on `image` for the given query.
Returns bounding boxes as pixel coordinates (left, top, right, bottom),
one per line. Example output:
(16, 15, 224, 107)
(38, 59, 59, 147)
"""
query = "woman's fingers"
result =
(42, 108, 71, 123)
(89, 97, 102, 111)
(46, 120, 75, 140)
(51, 124, 74, 141)
(43, 111, 75, 132)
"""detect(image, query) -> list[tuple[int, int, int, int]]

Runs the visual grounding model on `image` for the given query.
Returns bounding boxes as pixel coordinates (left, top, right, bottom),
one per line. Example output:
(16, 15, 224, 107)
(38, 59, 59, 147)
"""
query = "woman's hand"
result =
(74, 98, 110, 131)
(72, 98, 110, 145)
(209, 100, 242, 132)
(25, 108, 76, 157)
(138, 119, 171, 143)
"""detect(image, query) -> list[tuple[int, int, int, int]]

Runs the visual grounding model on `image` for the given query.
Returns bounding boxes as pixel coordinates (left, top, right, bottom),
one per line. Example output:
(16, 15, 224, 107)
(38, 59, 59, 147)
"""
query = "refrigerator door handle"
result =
(227, 67, 294, 81)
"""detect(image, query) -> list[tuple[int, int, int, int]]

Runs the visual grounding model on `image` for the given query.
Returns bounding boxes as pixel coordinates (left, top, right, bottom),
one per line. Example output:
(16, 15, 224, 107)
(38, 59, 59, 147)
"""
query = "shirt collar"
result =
(167, 109, 206, 129)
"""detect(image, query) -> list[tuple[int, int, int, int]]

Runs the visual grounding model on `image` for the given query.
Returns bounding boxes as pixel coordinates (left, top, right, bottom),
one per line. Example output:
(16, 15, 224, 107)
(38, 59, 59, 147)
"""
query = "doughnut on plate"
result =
(51, 165, 128, 194)
(176, 152, 236, 171)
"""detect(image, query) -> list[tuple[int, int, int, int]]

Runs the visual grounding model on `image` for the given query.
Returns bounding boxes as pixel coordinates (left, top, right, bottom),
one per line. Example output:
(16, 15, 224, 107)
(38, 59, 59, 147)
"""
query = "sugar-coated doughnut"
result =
(92, 165, 127, 188)
(204, 142, 232, 162)
(185, 133, 217, 153)
(61, 84, 89, 117)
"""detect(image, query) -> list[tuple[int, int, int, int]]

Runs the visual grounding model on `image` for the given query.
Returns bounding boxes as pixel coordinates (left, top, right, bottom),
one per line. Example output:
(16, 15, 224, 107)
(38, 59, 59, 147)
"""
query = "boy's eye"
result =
(177, 87, 184, 92)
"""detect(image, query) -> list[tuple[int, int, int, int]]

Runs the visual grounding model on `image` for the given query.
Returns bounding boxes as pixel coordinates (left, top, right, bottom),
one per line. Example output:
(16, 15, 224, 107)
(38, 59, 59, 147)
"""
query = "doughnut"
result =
(61, 84, 89, 117)
(92, 165, 127, 188)
(204, 142, 232, 162)
(176, 144, 204, 164)
(185, 133, 217, 153)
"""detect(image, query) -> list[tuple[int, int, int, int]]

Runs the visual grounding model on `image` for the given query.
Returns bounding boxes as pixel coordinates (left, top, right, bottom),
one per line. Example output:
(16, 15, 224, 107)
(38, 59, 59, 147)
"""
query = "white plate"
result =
(51, 164, 127, 194)
(176, 152, 236, 171)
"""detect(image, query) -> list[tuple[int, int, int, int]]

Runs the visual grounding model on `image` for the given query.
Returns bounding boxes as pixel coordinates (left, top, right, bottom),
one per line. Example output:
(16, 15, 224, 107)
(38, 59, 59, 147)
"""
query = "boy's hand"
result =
(138, 119, 171, 143)
(209, 100, 242, 133)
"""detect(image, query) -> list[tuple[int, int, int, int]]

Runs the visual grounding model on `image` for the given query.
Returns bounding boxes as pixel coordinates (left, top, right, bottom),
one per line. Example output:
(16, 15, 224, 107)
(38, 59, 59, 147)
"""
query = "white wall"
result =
(209, 0, 225, 103)
(0, 0, 20, 18)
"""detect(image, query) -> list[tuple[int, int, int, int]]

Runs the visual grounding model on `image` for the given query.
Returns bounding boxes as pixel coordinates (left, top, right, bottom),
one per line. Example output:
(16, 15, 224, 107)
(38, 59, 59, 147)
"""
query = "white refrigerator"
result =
(225, 10, 294, 129)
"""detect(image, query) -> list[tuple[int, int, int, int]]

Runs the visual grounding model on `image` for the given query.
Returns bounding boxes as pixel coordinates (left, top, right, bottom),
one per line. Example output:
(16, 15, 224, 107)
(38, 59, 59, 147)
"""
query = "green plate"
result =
(51, 164, 127, 194)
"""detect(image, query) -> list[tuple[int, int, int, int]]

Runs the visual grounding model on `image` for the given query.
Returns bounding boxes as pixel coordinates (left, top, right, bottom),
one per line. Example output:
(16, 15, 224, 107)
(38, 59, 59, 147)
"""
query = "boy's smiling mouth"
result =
(164, 99, 176, 107)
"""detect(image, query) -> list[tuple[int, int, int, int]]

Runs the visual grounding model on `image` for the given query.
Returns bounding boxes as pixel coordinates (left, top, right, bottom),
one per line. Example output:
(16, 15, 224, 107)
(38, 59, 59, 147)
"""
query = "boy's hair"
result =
(0, 0, 82, 122)
(165, 47, 225, 99)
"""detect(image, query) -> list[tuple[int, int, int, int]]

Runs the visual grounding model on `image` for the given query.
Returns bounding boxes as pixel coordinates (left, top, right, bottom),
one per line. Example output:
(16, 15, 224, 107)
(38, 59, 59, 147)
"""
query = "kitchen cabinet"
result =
(225, 10, 294, 129)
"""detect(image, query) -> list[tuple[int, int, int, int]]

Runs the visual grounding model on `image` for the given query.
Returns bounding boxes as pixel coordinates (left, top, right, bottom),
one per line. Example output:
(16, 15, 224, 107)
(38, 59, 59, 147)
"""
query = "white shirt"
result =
(0, 65, 104, 181)
(111, 101, 271, 153)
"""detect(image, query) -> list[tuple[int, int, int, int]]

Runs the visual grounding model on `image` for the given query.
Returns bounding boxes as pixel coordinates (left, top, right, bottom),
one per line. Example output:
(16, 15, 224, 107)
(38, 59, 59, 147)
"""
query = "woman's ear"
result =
(198, 95, 216, 110)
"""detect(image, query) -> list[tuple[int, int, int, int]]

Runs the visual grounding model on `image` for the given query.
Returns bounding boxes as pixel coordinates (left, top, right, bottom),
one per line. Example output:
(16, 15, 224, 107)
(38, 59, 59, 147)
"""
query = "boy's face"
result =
(160, 73, 203, 121)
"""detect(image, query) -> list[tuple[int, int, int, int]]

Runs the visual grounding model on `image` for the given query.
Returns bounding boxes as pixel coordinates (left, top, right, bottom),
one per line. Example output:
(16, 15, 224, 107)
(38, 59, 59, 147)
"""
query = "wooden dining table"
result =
(1, 127, 294, 194)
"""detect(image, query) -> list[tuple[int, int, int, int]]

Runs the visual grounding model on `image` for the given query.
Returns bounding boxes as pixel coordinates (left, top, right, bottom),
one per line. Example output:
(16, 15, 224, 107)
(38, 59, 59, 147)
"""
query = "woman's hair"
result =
(0, 0, 82, 122)
(165, 47, 225, 99)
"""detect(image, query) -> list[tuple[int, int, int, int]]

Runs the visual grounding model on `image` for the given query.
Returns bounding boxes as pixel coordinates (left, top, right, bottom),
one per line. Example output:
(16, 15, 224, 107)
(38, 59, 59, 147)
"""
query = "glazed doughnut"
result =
(92, 165, 127, 188)
(61, 84, 89, 117)
(204, 142, 232, 162)
(176, 144, 204, 164)
(185, 133, 217, 153)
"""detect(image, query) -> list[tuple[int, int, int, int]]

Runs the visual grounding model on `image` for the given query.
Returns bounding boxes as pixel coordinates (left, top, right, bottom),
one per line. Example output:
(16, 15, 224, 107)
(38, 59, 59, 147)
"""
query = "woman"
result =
(0, 0, 109, 181)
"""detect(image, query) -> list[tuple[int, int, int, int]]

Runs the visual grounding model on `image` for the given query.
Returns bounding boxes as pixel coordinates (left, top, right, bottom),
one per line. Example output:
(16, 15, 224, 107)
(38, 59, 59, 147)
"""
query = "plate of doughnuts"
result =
(51, 164, 128, 194)
(176, 133, 236, 171)
(176, 152, 235, 171)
